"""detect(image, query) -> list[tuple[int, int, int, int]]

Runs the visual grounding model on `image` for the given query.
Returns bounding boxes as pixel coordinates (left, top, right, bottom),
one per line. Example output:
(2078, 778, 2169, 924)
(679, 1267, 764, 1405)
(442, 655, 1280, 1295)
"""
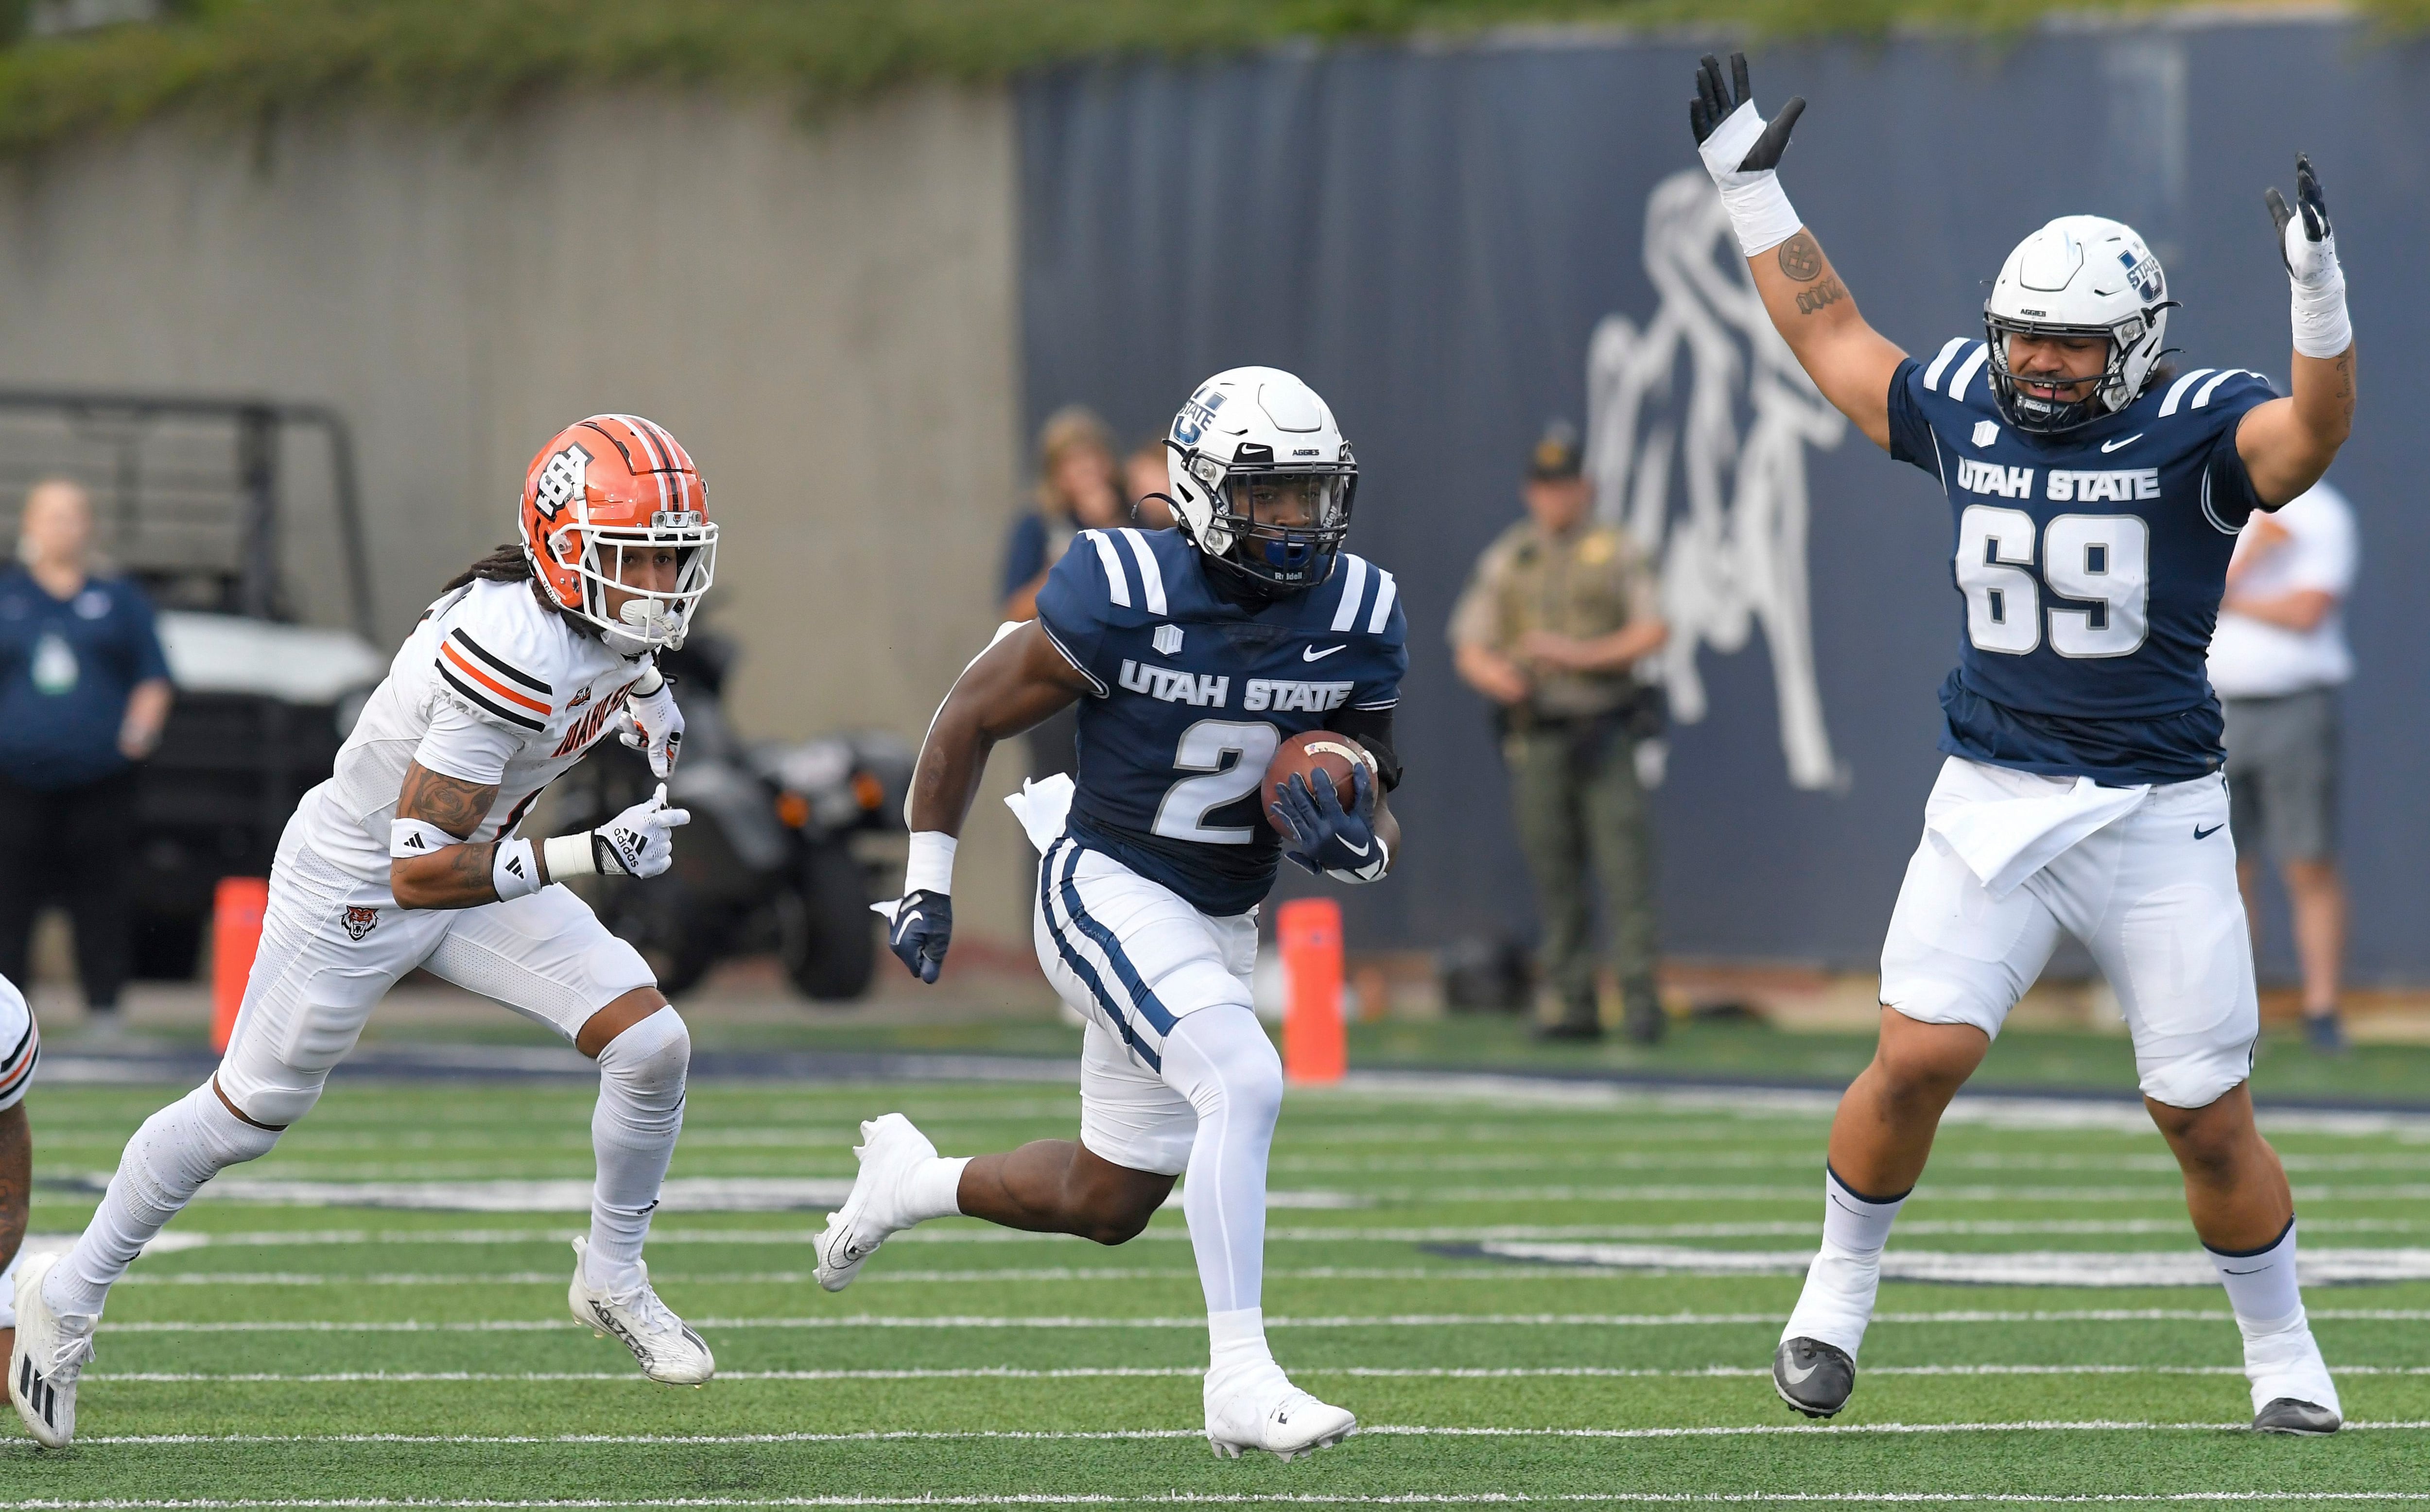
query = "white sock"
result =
(587, 1006, 690, 1295)
(1780, 1165, 1909, 1359)
(1207, 1305, 1278, 1388)
(2208, 1218, 2339, 1415)
(48, 1081, 281, 1318)
(1161, 1007, 1284, 1369)
(902, 1156, 969, 1224)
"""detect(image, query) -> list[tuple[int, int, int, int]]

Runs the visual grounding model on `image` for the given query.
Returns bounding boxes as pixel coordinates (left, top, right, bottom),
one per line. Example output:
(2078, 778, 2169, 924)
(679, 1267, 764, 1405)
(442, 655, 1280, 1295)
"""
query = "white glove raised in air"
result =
(592, 783, 690, 879)
(615, 664, 685, 779)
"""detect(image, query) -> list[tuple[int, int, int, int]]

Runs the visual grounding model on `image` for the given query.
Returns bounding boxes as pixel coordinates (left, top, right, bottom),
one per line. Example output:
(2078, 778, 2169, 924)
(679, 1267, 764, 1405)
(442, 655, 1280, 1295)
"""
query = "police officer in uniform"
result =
(1451, 422, 1669, 1044)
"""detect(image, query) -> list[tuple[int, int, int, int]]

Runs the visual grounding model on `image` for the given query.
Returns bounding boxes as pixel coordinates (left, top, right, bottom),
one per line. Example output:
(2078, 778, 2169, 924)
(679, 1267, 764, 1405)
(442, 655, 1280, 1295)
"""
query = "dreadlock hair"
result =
(443, 542, 584, 629)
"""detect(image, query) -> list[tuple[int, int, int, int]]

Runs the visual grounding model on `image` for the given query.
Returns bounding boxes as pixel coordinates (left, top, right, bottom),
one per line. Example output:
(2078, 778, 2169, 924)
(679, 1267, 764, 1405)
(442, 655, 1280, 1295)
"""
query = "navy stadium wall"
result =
(1015, 17, 2426, 981)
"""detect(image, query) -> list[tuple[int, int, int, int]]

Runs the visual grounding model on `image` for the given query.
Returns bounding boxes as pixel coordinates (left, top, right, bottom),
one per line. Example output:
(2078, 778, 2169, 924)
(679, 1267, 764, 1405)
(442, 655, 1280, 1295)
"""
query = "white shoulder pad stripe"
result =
(1330, 555, 1370, 633)
(2199, 468, 2242, 537)
(2158, 368, 2216, 418)
(1083, 530, 1130, 609)
(1922, 337, 1970, 393)
(1118, 529, 1167, 617)
(1036, 619, 1107, 697)
(1944, 344, 1990, 404)
(2190, 369, 2252, 410)
(1366, 568, 1399, 636)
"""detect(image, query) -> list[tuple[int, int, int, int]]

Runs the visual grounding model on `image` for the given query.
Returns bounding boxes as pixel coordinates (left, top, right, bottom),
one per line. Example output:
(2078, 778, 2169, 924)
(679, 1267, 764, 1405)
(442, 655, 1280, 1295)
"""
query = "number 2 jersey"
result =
(1036, 527, 1408, 916)
(1887, 339, 2279, 784)
(296, 577, 651, 890)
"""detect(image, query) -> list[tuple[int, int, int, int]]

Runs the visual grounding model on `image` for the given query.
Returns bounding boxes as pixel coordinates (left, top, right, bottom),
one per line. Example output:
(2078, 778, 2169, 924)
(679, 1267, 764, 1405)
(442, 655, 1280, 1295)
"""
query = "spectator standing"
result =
(0, 481, 173, 1024)
(1450, 423, 1670, 1044)
(1000, 408, 1125, 781)
(2208, 479, 2357, 1052)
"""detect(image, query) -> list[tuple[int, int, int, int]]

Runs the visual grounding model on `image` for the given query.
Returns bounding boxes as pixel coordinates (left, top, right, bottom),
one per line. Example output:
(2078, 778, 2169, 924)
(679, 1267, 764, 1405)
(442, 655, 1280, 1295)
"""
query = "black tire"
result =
(781, 842, 877, 1001)
(597, 881, 724, 1000)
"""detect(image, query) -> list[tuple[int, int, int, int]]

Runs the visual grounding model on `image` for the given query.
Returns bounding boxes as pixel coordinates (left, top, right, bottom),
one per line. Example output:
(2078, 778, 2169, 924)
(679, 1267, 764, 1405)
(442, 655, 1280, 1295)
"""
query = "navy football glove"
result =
(1271, 763, 1388, 883)
(2266, 154, 2334, 277)
(885, 890, 953, 984)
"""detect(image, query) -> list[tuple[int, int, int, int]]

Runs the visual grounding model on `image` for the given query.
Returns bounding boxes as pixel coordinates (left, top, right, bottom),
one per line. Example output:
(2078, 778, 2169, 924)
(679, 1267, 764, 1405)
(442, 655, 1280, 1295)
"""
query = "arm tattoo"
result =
(0, 1104, 28, 1271)
(1794, 276, 1846, 317)
(1776, 231, 1823, 282)
(396, 763, 500, 840)
(393, 762, 507, 909)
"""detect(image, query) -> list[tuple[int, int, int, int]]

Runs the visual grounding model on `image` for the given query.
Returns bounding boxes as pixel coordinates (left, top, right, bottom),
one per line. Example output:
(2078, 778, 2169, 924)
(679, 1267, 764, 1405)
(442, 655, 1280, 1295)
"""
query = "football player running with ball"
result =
(1688, 55, 2356, 1432)
(829, 367, 1405, 1460)
(10, 416, 720, 1448)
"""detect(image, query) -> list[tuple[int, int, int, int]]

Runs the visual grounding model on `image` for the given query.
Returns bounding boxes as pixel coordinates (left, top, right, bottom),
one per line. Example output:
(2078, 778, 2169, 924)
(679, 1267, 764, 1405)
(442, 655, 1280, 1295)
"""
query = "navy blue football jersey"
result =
(1887, 340, 2279, 784)
(1035, 527, 1408, 915)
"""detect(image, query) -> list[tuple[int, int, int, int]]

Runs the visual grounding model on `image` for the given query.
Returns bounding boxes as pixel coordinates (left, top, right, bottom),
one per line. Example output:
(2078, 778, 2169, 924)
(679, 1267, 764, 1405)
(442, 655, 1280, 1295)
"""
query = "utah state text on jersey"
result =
(1035, 528, 1407, 915)
(1889, 342, 2278, 784)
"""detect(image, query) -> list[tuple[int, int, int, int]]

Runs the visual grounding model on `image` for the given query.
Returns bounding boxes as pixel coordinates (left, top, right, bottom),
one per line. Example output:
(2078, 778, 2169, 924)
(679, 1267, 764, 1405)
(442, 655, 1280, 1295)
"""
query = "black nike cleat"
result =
(2253, 1397, 2341, 1435)
(1773, 1337, 1855, 1419)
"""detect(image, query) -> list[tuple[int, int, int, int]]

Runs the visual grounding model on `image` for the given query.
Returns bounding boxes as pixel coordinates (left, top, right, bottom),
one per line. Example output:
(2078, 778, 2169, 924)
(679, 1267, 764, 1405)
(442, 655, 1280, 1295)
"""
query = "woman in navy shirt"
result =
(0, 481, 172, 1023)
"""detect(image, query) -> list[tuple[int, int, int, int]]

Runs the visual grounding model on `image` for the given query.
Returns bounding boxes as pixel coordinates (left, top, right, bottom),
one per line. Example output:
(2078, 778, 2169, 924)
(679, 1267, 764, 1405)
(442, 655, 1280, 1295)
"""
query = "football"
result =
(1262, 729, 1374, 834)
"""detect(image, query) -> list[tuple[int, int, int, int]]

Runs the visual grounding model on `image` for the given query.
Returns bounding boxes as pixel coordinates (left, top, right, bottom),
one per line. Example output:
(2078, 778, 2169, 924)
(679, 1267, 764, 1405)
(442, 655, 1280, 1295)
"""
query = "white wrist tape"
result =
(1696, 100, 1803, 258)
(629, 662, 666, 697)
(389, 818, 458, 859)
(491, 837, 540, 901)
(905, 830, 957, 897)
(543, 832, 601, 881)
(2289, 255, 2351, 360)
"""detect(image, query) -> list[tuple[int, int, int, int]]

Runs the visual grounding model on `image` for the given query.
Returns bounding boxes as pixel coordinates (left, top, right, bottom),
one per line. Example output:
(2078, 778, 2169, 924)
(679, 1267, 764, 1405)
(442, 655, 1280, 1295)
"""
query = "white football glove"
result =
(592, 783, 690, 879)
(616, 665, 685, 779)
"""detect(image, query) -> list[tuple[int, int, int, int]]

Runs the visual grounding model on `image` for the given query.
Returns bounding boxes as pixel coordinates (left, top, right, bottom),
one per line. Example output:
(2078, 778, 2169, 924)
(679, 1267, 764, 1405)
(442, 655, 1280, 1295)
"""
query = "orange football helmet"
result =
(519, 414, 718, 652)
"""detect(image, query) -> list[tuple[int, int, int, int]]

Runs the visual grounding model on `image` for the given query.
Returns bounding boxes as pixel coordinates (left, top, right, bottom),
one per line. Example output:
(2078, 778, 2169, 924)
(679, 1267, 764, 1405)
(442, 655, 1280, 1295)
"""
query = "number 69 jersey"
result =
(1888, 341, 2279, 785)
(1036, 526, 1407, 917)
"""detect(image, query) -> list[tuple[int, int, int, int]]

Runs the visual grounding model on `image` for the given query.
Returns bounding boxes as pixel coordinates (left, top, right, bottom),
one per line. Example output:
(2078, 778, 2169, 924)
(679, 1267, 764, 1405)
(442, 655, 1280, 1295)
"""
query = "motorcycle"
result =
(551, 634, 913, 1001)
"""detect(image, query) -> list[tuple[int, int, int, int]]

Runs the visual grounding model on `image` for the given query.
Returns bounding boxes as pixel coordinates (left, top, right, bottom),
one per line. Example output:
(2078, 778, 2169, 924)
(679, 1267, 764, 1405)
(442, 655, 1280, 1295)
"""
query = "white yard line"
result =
(50, 1420, 2430, 1448)
(74, 1363, 2430, 1384)
(84, 1307, 2430, 1333)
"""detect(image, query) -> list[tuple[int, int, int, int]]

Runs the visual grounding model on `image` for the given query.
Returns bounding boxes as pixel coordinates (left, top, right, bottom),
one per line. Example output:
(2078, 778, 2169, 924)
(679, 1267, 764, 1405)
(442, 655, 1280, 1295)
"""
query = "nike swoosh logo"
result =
(893, 910, 921, 944)
(2194, 824, 2224, 840)
(1338, 837, 1371, 857)
(1782, 1357, 1821, 1385)
(1303, 644, 1347, 661)
(2101, 433, 2144, 453)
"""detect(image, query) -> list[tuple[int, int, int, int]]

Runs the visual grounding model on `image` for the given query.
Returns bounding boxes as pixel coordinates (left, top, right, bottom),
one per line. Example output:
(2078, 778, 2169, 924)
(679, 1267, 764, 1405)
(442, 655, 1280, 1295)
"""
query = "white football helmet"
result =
(1163, 366, 1356, 596)
(1983, 215, 2173, 434)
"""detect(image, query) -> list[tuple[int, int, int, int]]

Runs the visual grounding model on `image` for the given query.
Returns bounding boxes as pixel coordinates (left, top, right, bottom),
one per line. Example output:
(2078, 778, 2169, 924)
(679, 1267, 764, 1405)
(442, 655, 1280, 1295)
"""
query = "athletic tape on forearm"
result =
(1696, 101, 1803, 259)
(543, 832, 601, 882)
(2290, 262, 2351, 360)
(629, 662, 666, 697)
(491, 837, 540, 901)
(905, 831, 957, 897)
(389, 818, 458, 859)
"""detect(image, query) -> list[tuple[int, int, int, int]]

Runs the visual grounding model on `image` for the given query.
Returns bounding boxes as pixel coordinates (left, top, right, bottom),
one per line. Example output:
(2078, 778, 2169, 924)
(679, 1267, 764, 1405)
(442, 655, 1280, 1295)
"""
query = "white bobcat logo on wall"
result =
(1586, 169, 1849, 791)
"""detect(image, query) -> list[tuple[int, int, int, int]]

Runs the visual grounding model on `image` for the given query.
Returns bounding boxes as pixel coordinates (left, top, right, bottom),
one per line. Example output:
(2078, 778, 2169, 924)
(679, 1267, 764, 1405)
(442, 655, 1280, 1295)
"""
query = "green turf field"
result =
(6, 1069, 2429, 1505)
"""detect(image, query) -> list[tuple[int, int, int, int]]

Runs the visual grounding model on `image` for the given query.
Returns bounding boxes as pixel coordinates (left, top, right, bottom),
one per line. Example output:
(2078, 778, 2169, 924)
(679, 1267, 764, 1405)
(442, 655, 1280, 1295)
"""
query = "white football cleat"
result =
(9, 1253, 97, 1449)
(813, 1113, 939, 1292)
(567, 1237, 714, 1386)
(1205, 1370, 1356, 1461)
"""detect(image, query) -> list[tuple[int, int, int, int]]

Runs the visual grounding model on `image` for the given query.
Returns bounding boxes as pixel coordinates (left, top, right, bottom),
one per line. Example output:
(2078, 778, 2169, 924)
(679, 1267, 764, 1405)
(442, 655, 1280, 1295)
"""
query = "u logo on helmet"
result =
(532, 443, 592, 523)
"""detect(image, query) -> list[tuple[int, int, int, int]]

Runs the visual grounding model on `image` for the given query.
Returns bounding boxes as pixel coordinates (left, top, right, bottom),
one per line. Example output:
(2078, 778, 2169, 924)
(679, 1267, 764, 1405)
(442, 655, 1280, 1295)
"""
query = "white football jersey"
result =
(298, 577, 648, 890)
(0, 970, 34, 1113)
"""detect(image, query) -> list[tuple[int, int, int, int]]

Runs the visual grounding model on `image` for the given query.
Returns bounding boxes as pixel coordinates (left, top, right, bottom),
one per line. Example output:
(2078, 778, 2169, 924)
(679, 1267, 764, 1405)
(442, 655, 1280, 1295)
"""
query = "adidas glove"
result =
(582, 784, 691, 879)
(2267, 155, 2349, 359)
(615, 663, 685, 779)
(1271, 762, 1389, 884)
(1689, 51, 1807, 259)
